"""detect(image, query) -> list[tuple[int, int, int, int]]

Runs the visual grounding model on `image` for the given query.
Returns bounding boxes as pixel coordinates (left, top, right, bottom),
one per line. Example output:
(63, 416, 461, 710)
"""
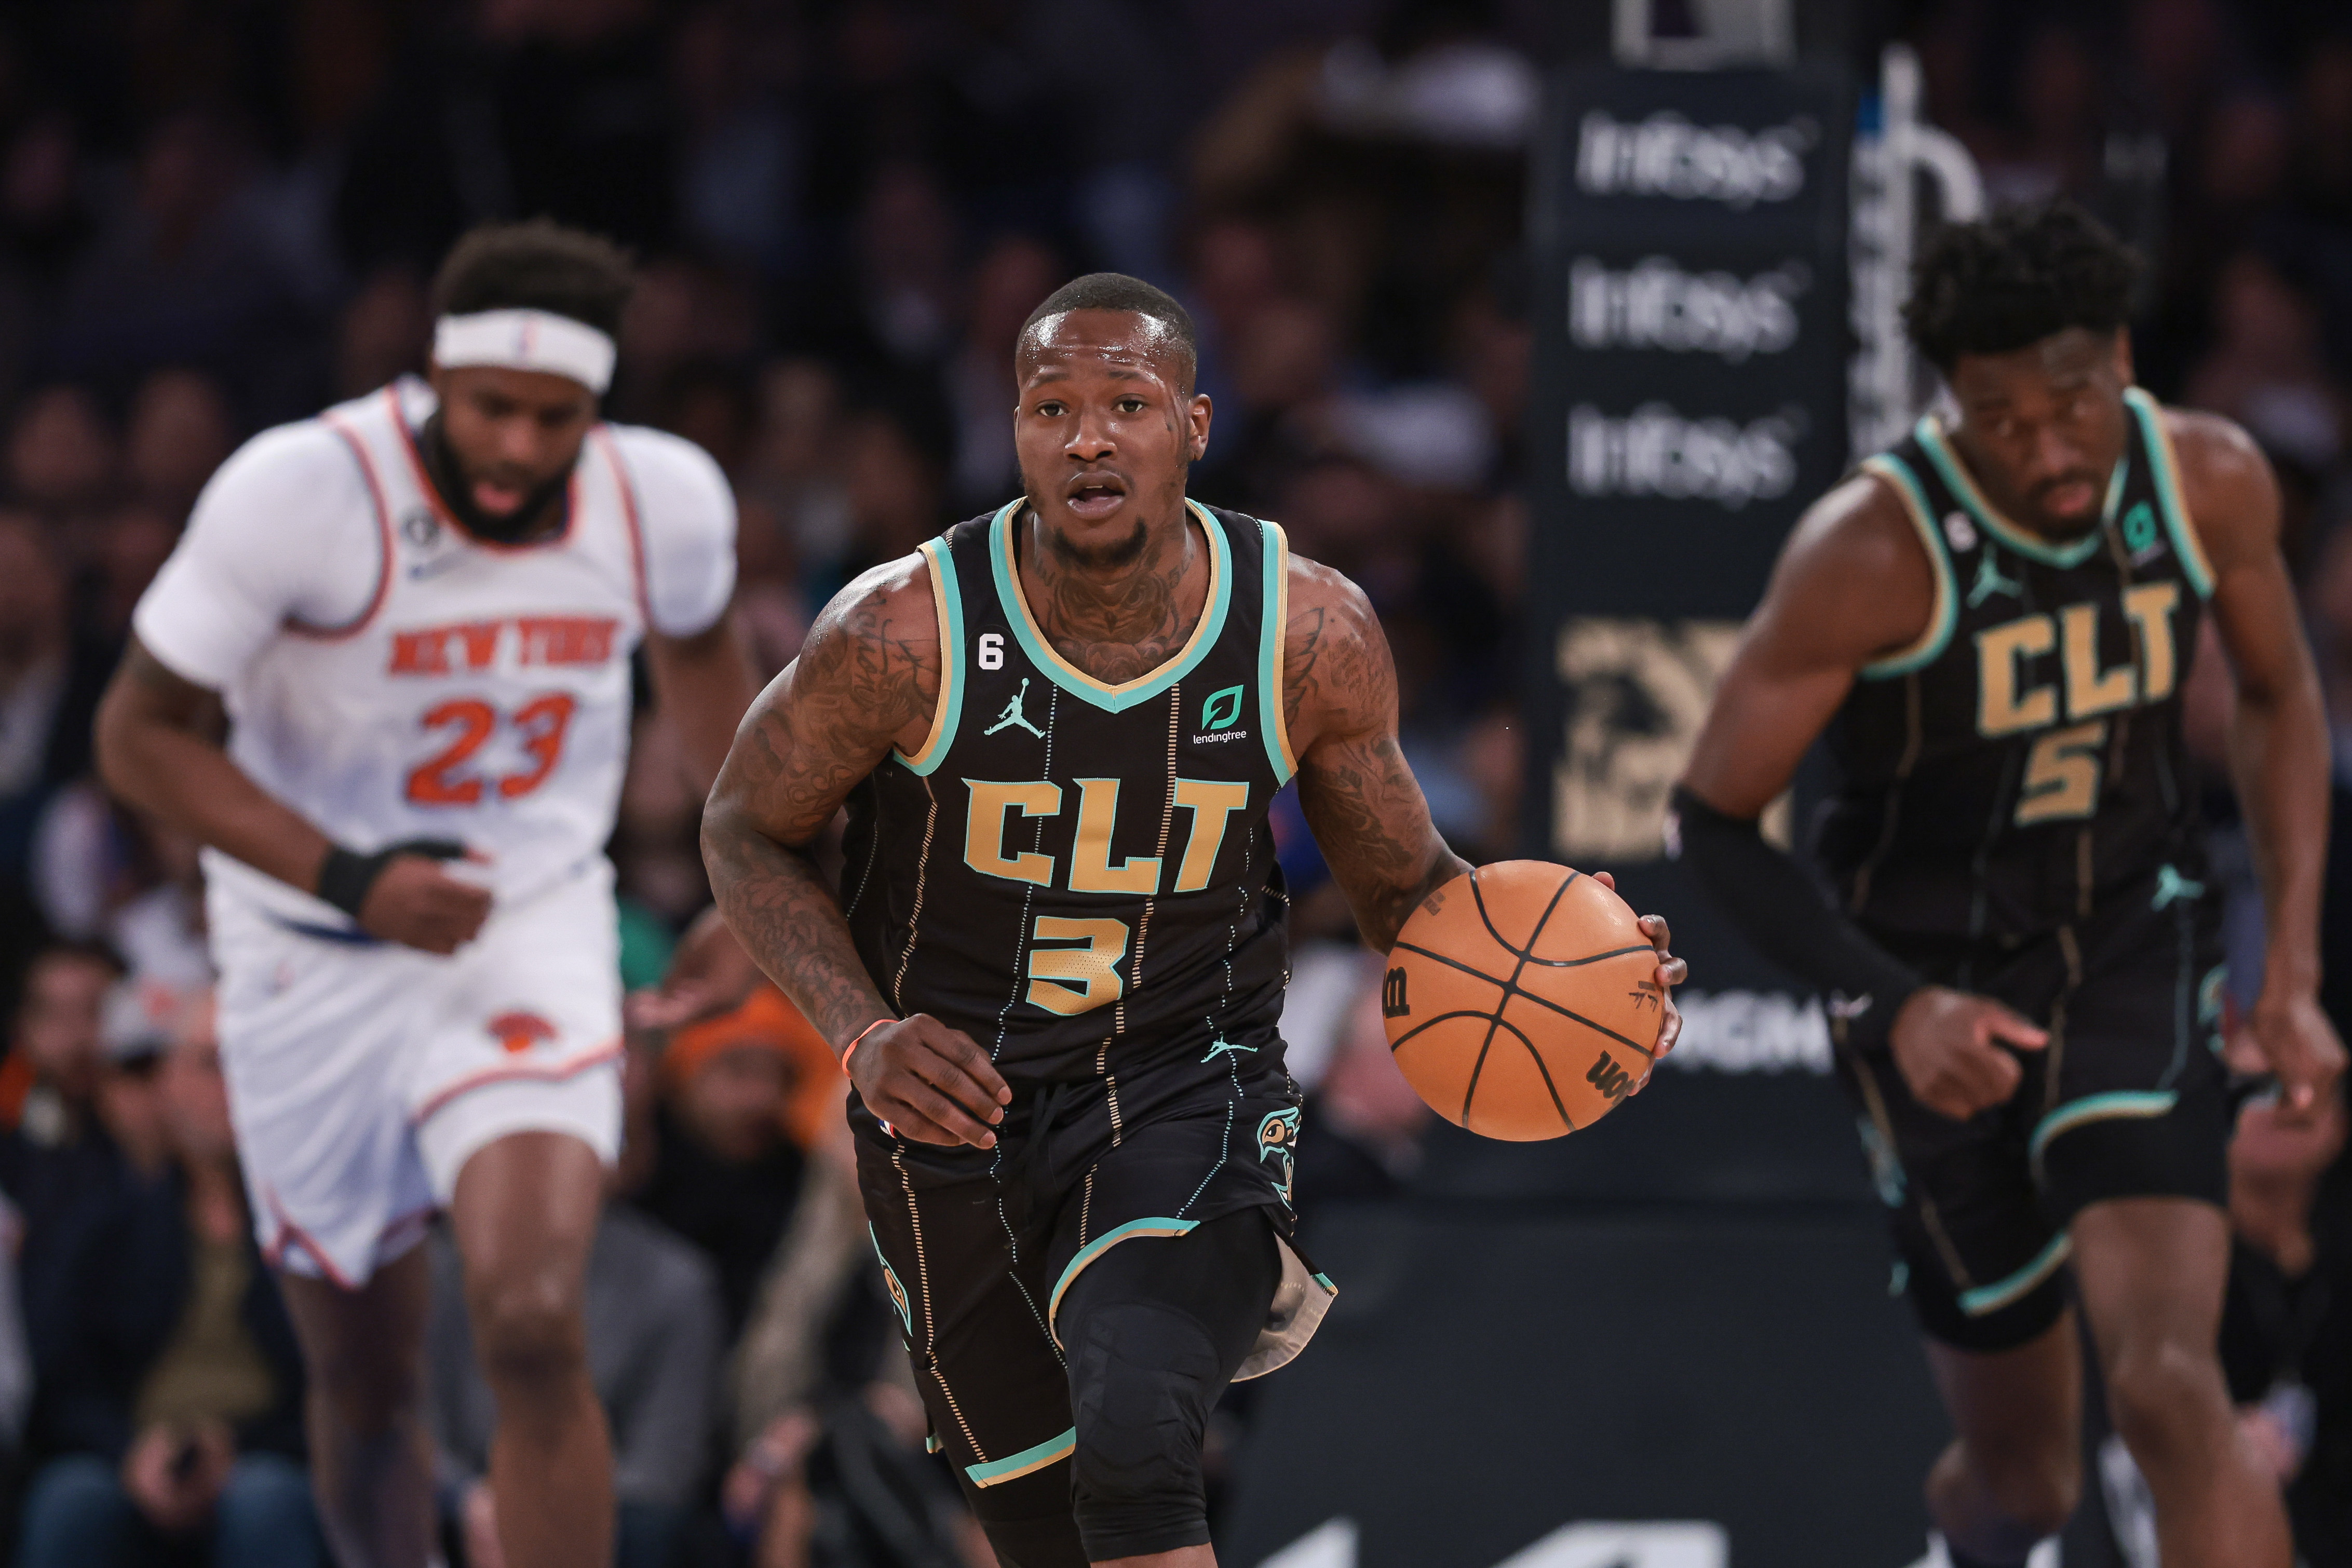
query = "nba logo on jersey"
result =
(487, 1010, 557, 1055)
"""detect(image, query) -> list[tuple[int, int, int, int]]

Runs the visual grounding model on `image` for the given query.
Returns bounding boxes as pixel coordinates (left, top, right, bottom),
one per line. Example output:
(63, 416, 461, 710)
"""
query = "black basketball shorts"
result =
(852, 1044, 1334, 1556)
(1840, 865, 2230, 1352)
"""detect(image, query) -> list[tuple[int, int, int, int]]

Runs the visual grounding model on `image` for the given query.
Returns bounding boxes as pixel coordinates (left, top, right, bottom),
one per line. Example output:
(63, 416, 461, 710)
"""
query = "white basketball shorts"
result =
(210, 858, 624, 1288)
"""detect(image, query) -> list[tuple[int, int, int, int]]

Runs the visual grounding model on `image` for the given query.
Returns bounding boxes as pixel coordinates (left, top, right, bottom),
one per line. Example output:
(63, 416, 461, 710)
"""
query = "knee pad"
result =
(1068, 1300, 1222, 1561)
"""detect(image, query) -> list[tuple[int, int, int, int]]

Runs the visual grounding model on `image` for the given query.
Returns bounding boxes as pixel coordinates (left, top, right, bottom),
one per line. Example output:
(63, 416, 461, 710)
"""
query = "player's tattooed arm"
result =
(1282, 560, 1473, 954)
(2173, 409, 2345, 1116)
(701, 557, 938, 1039)
(700, 555, 1013, 1146)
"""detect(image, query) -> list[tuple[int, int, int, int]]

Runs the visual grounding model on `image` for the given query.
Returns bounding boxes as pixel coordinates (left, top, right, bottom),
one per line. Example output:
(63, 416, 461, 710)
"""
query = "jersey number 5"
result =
(2015, 719, 2106, 826)
(406, 694, 578, 806)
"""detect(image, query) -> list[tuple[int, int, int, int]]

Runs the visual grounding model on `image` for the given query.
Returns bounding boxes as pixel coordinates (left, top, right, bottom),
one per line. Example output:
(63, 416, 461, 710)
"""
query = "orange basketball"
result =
(1380, 861, 1666, 1141)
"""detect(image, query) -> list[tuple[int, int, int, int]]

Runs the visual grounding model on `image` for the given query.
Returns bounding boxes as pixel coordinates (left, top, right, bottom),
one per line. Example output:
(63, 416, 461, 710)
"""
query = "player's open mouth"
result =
(2039, 477, 2097, 518)
(473, 477, 531, 516)
(1064, 474, 1127, 519)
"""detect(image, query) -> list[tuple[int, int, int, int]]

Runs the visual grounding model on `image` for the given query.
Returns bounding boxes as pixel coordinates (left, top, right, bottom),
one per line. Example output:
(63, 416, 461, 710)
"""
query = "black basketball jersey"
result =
(841, 499, 1296, 1085)
(1815, 389, 2214, 942)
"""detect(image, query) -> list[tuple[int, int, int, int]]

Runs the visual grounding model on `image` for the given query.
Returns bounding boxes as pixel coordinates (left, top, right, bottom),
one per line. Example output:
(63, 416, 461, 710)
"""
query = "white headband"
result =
(432, 308, 617, 393)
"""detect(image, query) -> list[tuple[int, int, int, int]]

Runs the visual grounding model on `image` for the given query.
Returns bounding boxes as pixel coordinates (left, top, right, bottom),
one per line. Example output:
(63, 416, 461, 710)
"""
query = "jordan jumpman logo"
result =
(984, 678, 1045, 737)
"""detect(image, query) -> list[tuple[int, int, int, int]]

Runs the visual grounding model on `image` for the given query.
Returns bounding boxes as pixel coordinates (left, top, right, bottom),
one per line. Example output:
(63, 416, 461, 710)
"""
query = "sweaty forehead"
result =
(1017, 309, 1192, 391)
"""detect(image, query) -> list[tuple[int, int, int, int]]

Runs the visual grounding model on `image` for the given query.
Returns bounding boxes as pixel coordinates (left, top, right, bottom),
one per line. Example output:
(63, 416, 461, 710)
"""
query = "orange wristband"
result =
(840, 1017, 893, 1075)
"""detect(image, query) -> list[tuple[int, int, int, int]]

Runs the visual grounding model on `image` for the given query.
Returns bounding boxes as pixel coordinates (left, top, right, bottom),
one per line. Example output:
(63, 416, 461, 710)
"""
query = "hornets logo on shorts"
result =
(1256, 1107, 1301, 1207)
(871, 1226, 913, 1337)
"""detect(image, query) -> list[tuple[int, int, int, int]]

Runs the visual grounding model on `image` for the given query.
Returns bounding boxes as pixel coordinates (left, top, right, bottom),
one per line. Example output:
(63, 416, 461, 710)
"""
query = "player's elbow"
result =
(697, 793, 790, 897)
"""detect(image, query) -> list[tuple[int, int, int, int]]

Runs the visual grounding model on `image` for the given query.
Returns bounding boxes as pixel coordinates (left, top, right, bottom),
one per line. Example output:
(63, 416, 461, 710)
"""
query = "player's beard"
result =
(420, 414, 574, 544)
(1040, 513, 1151, 572)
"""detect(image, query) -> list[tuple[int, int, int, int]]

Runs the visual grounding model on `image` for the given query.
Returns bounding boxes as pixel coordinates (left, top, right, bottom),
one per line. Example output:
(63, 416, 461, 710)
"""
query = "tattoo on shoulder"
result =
(718, 561, 941, 841)
(1281, 566, 1392, 746)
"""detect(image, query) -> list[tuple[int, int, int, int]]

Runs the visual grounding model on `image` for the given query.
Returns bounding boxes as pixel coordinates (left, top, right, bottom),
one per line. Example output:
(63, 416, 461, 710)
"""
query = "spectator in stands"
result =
(15, 990, 322, 1568)
(2220, 1069, 2352, 1562)
(1294, 980, 1434, 1211)
(4, 388, 116, 523)
(632, 990, 832, 1333)
(425, 1202, 725, 1568)
(721, 1120, 974, 1568)
(0, 515, 110, 896)
(123, 369, 235, 521)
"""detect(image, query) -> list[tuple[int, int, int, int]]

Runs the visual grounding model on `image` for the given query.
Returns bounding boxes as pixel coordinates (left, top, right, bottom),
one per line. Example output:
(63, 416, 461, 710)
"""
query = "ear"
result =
(2111, 329, 2135, 388)
(1187, 394, 1213, 463)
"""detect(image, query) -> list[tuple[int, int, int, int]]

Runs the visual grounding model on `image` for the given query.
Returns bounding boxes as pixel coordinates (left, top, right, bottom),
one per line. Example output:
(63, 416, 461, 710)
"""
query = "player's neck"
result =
(1018, 501, 1207, 673)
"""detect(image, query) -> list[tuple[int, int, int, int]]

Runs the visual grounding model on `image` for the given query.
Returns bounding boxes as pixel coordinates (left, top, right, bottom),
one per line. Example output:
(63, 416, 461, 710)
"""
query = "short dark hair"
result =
(1903, 200, 2140, 372)
(1018, 272, 1198, 391)
(429, 219, 636, 337)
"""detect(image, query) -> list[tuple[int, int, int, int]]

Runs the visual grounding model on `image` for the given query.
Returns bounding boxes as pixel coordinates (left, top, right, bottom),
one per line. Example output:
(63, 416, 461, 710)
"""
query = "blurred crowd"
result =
(0, 0, 2346, 1563)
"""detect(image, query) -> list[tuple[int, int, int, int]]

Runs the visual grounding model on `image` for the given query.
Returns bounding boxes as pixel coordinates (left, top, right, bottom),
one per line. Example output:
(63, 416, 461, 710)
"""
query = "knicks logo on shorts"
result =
(1257, 1107, 1301, 1207)
(486, 1011, 557, 1055)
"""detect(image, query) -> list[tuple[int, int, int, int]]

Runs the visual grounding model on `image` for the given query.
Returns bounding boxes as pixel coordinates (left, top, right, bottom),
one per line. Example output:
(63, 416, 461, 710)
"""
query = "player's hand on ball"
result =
(2238, 989, 2346, 1124)
(1589, 872, 1688, 1094)
(1889, 986, 2048, 1120)
(850, 1014, 1012, 1148)
(359, 851, 493, 954)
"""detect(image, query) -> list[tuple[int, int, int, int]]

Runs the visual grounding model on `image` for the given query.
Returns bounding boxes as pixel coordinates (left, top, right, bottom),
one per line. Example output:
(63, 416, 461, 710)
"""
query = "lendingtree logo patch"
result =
(1202, 684, 1245, 731)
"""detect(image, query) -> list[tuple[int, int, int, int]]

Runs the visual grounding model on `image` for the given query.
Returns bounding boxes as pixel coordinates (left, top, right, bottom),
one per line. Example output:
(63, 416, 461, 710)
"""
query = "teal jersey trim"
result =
(1958, 1232, 2073, 1318)
(1046, 1216, 1200, 1342)
(990, 501, 1234, 713)
(2125, 388, 2216, 599)
(2029, 1089, 2179, 1170)
(895, 535, 965, 776)
(1257, 518, 1296, 784)
(965, 1426, 1076, 1488)
(1859, 453, 1959, 679)
(1916, 416, 2107, 569)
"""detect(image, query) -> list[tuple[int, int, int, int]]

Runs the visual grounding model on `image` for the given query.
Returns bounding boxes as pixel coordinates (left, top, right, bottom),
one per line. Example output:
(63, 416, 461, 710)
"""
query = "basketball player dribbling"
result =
(1674, 204, 2346, 1567)
(94, 222, 758, 1568)
(700, 272, 1689, 1567)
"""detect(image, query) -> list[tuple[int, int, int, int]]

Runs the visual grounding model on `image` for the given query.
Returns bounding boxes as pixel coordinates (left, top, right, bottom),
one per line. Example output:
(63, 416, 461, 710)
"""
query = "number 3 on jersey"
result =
(406, 694, 577, 805)
(1026, 916, 1128, 1015)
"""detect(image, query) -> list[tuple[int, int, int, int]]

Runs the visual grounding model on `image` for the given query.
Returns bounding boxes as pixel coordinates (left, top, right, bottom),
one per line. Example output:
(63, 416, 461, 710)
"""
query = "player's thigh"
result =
(275, 1243, 433, 1419)
(445, 1131, 606, 1337)
(857, 1133, 1075, 1496)
(2067, 1195, 2232, 1408)
(2035, 893, 2229, 1225)
(410, 863, 625, 1207)
(211, 902, 441, 1283)
(1924, 1307, 2082, 1475)
(1843, 1044, 2071, 1354)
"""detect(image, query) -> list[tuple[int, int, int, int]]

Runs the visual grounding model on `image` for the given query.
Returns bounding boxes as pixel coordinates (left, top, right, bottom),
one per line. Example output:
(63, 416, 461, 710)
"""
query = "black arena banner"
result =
(1506, 64, 1862, 1206)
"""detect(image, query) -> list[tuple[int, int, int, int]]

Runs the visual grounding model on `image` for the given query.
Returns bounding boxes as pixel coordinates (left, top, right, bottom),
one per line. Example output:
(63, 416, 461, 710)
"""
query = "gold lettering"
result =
(1976, 616, 2058, 737)
(2061, 604, 2137, 719)
(1066, 779, 1161, 895)
(1170, 779, 1250, 893)
(1026, 917, 1129, 1015)
(963, 780, 1061, 886)
(2016, 721, 2107, 824)
(2122, 582, 2182, 702)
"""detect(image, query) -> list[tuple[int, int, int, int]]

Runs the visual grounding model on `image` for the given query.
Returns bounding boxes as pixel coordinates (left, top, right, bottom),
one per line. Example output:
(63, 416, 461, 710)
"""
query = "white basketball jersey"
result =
(194, 382, 661, 926)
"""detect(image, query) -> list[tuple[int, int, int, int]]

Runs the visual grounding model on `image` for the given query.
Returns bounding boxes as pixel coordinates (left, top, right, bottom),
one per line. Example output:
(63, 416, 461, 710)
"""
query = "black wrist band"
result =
(1668, 784, 1925, 1056)
(315, 839, 468, 919)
